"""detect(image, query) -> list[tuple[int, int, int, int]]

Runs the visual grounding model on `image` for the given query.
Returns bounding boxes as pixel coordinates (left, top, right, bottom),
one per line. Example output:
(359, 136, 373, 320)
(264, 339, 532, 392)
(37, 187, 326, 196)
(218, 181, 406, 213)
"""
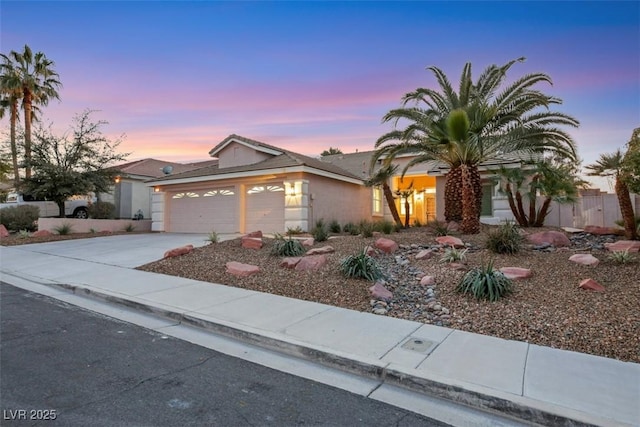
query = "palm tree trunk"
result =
(505, 183, 528, 226)
(534, 197, 553, 227)
(460, 164, 480, 234)
(382, 183, 403, 228)
(10, 100, 20, 186)
(404, 198, 410, 228)
(23, 89, 33, 179)
(444, 165, 462, 222)
(615, 178, 639, 240)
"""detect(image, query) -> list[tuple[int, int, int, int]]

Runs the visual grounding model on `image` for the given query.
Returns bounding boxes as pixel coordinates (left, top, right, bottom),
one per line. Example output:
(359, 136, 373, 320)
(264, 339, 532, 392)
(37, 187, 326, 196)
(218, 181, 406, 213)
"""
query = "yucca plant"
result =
(328, 219, 342, 233)
(271, 234, 306, 257)
(340, 249, 383, 281)
(607, 250, 633, 264)
(53, 223, 73, 235)
(439, 247, 467, 263)
(343, 222, 359, 235)
(457, 260, 513, 301)
(486, 221, 524, 254)
(206, 230, 219, 244)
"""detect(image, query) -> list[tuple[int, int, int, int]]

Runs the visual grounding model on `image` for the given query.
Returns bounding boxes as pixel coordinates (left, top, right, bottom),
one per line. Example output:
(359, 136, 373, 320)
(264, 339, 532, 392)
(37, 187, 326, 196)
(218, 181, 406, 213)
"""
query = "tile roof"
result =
(114, 158, 218, 179)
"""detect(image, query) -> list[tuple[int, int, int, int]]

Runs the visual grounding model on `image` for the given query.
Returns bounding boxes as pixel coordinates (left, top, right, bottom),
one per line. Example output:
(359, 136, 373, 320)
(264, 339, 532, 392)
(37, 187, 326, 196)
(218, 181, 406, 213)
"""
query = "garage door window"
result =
(247, 185, 284, 194)
(172, 192, 199, 199)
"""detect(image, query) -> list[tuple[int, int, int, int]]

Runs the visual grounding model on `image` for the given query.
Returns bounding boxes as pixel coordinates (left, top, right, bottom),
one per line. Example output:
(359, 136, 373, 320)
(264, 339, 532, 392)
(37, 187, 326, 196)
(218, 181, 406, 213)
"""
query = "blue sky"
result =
(1, 1, 638, 190)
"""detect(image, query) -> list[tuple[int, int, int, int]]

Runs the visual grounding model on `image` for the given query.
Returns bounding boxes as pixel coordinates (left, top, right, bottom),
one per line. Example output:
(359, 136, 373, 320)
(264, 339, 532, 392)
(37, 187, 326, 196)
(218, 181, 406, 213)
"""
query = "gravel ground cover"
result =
(136, 226, 639, 363)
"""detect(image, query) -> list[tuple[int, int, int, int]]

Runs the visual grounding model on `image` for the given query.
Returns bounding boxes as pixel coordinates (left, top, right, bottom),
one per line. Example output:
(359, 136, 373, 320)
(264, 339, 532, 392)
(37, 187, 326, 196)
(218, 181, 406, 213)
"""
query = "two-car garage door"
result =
(167, 184, 285, 233)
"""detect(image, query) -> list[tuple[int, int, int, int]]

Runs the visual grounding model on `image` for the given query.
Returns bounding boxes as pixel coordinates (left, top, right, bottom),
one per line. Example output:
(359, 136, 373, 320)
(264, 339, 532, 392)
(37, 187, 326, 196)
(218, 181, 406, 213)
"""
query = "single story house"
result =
(146, 134, 521, 234)
(102, 158, 218, 220)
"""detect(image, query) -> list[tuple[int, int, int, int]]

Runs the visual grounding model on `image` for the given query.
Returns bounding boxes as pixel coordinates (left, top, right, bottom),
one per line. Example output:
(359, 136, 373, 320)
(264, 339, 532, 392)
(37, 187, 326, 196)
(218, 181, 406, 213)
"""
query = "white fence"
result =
(492, 194, 638, 228)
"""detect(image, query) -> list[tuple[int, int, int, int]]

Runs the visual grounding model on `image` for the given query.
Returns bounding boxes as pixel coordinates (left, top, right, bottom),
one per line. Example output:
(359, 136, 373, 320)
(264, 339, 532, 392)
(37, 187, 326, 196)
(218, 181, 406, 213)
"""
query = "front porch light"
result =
(286, 183, 297, 196)
(114, 176, 121, 184)
(154, 187, 160, 192)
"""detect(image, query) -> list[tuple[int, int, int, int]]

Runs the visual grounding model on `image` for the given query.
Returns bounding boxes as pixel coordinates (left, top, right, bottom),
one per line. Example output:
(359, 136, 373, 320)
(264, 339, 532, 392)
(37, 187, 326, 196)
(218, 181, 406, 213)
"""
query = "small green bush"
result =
(88, 201, 116, 219)
(439, 247, 467, 263)
(206, 230, 219, 244)
(343, 222, 359, 235)
(311, 219, 329, 242)
(340, 249, 383, 281)
(426, 220, 449, 236)
(54, 222, 73, 235)
(359, 219, 374, 238)
(374, 219, 395, 234)
(486, 221, 524, 255)
(328, 219, 342, 233)
(0, 205, 40, 232)
(457, 260, 513, 301)
(18, 230, 31, 239)
(271, 234, 306, 257)
(123, 223, 136, 232)
(285, 226, 304, 236)
(607, 250, 634, 264)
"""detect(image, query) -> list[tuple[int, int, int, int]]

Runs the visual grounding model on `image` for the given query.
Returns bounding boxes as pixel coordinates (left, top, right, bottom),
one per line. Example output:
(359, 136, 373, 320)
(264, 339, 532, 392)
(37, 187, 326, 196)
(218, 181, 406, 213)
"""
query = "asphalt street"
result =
(0, 283, 449, 427)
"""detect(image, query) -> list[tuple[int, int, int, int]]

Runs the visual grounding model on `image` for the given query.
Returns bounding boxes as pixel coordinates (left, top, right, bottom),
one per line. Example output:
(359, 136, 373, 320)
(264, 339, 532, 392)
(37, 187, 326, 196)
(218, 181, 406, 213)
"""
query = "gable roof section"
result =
(149, 135, 364, 185)
(113, 158, 217, 179)
(320, 150, 377, 179)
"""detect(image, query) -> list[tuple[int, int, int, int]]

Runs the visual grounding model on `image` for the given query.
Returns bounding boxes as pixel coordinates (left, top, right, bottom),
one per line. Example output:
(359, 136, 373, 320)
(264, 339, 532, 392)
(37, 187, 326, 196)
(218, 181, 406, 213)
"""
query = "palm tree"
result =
(375, 58, 579, 234)
(585, 150, 638, 240)
(364, 163, 403, 228)
(0, 57, 22, 186)
(1, 45, 61, 179)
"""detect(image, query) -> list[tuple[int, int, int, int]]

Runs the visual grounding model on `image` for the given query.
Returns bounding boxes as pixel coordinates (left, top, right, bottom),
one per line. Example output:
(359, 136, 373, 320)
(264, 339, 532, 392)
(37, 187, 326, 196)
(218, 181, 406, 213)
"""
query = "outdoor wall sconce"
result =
(154, 187, 160, 192)
(114, 176, 121, 183)
(286, 183, 297, 197)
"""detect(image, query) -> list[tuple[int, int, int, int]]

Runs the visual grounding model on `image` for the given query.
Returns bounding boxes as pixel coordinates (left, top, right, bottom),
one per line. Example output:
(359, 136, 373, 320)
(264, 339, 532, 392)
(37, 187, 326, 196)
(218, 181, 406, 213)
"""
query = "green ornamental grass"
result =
(340, 249, 382, 281)
(457, 260, 513, 301)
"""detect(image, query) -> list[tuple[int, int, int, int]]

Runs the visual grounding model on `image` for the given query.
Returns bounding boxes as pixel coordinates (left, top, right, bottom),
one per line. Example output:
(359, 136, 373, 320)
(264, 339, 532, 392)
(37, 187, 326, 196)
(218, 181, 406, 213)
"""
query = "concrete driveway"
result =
(5, 233, 242, 268)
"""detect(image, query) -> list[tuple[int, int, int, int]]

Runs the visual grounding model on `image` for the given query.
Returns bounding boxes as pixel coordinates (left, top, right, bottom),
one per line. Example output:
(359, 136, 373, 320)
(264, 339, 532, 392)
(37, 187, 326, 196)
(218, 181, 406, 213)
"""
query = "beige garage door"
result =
(168, 188, 237, 233)
(245, 184, 285, 233)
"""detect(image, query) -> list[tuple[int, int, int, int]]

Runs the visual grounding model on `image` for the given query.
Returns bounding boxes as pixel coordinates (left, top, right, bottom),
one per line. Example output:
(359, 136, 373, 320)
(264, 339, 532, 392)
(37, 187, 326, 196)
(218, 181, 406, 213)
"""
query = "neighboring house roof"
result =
(149, 135, 364, 185)
(319, 150, 377, 179)
(114, 158, 218, 179)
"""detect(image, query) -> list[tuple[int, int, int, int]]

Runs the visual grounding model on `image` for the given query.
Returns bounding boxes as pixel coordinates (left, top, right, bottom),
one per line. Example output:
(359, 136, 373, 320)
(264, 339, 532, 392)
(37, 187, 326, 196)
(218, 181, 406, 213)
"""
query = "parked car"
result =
(0, 192, 91, 218)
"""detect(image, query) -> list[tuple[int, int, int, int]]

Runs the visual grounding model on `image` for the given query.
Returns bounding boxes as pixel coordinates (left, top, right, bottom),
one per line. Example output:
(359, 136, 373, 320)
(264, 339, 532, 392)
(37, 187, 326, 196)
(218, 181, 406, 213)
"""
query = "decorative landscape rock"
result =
(569, 254, 600, 266)
(280, 257, 302, 269)
(364, 245, 376, 256)
(527, 230, 571, 247)
(302, 238, 314, 247)
(584, 225, 622, 236)
(415, 249, 434, 260)
(245, 230, 263, 238)
(305, 245, 335, 255)
(419, 275, 435, 285)
(374, 237, 399, 253)
(32, 230, 52, 237)
(226, 261, 260, 277)
(435, 235, 465, 248)
(241, 236, 263, 249)
(0, 224, 9, 238)
(294, 254, 327, 271)
(604, 240, 640, 253)
(499, 267, 532, 280)
(578, 278, 605, 292)
(369, 281, 393, 301)
(163, 244, 194, 258)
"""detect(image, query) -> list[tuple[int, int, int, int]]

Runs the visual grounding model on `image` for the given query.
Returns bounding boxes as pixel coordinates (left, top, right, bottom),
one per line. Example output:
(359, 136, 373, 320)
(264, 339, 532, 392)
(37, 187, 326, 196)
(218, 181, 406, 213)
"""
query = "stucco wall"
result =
(307, 175, 371, 226)
(38, 218, 152, 233)
(216, 142, 272, 168)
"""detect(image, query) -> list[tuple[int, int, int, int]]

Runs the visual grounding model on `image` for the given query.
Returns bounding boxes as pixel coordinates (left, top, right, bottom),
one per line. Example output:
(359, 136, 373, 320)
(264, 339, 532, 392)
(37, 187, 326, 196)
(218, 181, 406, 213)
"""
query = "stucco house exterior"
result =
(146, 134, 523, 234)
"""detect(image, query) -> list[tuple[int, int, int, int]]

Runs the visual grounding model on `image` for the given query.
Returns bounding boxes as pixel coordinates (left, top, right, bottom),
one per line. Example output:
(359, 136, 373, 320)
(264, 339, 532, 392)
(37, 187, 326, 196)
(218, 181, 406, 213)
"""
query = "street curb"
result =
(40, 281, 617, 427)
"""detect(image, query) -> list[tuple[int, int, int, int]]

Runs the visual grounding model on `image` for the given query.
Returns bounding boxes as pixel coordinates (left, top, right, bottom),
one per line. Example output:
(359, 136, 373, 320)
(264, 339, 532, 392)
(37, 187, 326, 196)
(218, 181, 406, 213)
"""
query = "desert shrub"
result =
(0, 205, 40, 232)
(485, 221, 524, 255)
(358, 219, 374, 238)
(206, 231, 219, 244)
(18, 230, 31, 239)
(457, 260, 513, 301)
(328, 219, 342, 233)
(439, 247, 467, 263)
(374, 219, 395, 234)
(343, 222, 359, 235)
(607, 250, 634, 264)
(286, 226, 304, 236)
(271, 234, 306, 257)
(311, 219, 329, 242)
(340, 249, 383, 281)
(54, 222, 73, 235)
(412, 219, 423, 228)
(123, 223, 136, 232)
(426, 220, 449, 236)
(88, 201, 116, 219)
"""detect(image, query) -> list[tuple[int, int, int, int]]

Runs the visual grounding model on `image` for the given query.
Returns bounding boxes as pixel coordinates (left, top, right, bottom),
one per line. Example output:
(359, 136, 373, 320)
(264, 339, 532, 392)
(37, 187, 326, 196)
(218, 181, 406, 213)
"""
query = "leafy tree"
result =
(586, 149, 638, 240)
(364, 163, 403, 228)
(374, 58, 579, 234)
(394, 182, 414, 228)
(0, 45, 61, 180)
(622, 127, 640, 194)
(495, 158, 586, 227)
(22, 110, 128, 217)
(320, 147, 343, 157)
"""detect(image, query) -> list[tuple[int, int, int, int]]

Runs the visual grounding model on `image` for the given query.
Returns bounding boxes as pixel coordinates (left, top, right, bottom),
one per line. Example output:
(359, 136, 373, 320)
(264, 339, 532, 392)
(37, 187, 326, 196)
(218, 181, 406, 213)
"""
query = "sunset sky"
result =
(1, 1, 638, 191)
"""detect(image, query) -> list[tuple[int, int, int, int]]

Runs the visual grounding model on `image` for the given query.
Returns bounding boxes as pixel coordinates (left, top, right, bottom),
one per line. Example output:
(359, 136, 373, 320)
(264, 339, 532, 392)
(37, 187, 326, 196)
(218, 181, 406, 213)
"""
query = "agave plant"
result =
(271, 234, 306, 257)
(340, 249, 383, 281)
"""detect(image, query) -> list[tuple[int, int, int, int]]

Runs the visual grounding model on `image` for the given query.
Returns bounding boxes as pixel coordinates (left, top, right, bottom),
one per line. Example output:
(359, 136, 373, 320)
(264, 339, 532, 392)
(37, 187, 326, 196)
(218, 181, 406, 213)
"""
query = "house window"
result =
(372, 187, 383, 215)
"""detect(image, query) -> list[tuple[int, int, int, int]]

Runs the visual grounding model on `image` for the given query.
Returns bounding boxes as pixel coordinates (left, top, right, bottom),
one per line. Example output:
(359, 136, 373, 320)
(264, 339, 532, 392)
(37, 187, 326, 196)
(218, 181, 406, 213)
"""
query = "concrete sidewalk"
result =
(1, 234, 638, 427)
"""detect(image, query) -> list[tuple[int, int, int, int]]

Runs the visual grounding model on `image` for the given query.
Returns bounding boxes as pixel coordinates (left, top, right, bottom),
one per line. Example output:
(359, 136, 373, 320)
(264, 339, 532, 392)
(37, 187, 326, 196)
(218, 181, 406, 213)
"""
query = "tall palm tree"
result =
(0, 57, 22, 186)
(585, 150, 638, 240)
(375, 58, 579, 234)
(1, 45, 61, 179)
(365, 163, 403, 228)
